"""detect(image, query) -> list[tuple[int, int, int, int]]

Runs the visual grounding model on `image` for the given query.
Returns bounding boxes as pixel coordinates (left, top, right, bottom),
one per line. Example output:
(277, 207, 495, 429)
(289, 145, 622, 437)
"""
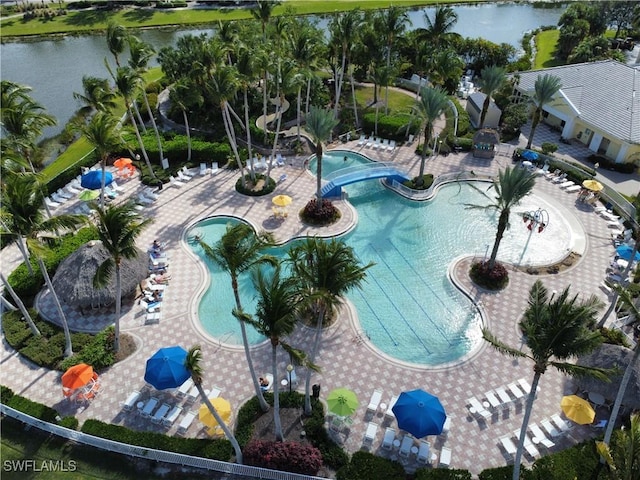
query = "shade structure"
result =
(81, 170, 113, 190)
(79, 190, 100, 201)
(327, 388, 359, 417)
(199, 397, 232, 429)
(62, 363, 94, 390)
(616, 244, 640, 261)
(113, 157, 133, 169)
(582, 179, 604, 192)
(560, 395, 595, 425)
(272, 195, 292, 207)
(521, 150, 539, 161)
(52, 241, 148, 308)
(392, 389, 446, 438)
(144, 346, 190, 390)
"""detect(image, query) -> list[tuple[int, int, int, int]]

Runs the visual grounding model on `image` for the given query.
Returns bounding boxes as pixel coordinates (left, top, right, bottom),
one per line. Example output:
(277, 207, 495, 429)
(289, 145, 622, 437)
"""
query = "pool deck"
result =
(1, 129, 637, 476)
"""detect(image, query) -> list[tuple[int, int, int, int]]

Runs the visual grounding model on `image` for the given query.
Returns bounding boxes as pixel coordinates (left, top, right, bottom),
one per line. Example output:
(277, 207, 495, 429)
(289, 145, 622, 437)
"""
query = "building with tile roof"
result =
(513, 60, 640, 164)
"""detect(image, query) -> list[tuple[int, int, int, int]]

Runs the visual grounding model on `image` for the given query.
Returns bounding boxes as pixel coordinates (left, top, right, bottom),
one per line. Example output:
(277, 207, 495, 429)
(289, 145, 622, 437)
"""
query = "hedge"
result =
(362, 113, 419, 141)
(6, 391, 60, 423)
(414, 468, 474, 480)
(244, 439, 323, 475)
(336, 451, 405, 480)
(81, 419, 233, 460)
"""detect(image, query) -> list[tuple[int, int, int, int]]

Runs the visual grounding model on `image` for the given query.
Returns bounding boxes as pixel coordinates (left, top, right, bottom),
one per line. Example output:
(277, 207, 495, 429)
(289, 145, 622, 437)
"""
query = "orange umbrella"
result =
(114, 158, 133, 169)
(62, 363, 94, 390)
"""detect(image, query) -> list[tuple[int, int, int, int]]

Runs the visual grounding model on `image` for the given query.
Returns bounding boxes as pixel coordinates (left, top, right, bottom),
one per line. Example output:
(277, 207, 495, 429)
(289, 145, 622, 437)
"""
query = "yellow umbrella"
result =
(582, 179, 604, 192)
(560, 395, 595, 425)
(198, 397, 232, 429)
(272, 195, 292, 207)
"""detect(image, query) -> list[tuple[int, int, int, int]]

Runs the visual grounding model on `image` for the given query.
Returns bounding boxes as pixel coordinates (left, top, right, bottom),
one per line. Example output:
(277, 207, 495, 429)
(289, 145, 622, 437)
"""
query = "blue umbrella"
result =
(144, 346, 190, 390)
(616, 244, 640, 261)
(80, 170, 113, 190)
(521, 150, 539, 161)
(392, 389, 446, 438)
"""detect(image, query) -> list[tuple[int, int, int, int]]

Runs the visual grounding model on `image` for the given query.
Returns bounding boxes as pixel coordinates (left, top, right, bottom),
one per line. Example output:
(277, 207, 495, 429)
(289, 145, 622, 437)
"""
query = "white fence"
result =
(1, 405, 325, 480)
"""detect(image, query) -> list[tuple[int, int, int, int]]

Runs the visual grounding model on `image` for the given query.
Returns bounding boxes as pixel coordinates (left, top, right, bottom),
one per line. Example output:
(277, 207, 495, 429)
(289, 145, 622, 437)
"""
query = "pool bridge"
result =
(321, 162, 412, 198)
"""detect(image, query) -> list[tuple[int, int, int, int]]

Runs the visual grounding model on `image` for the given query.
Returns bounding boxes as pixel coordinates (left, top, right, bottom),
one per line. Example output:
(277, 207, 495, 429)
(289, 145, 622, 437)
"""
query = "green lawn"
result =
(353, 85, 415, 116)
(0, 0, 469, 38)
(534, 29, 562, 69)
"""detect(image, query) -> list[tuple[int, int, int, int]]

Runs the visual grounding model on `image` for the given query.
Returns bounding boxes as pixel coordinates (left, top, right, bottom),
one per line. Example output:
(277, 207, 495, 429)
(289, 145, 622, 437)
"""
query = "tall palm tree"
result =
(369, 65, 395, 132)
(93, 203, 151, 353)
(1, 173, 85, 357)
(106, 21, 128, 68)
(236, 265, 303, 441)
(596, 413, 640, 480)
(235, 45, 258, 180)
(478, 65, 507, 128)
(415, 5, 460, 50)
(426, 48, 465, 93)
(169, 80, 202, 164)
(287, 237, 373, 415)
(185, 345, 243, 463)
(599, 284, 640, 456)
(197, 223, 275, 413)
(75, 112, 124, 209)
(128, 36, 164, 165)
(483, 280, 608, 480)
(526, 74, 562, 149)
(375, 6, 410, 112)
(110, 66, 157, 181)
(329, 10, 362, 121)
(305, 106, 339, 210)
(412, 86, 449, 187)
(468, 166, 536, 271)
(73, 76, 117, 118)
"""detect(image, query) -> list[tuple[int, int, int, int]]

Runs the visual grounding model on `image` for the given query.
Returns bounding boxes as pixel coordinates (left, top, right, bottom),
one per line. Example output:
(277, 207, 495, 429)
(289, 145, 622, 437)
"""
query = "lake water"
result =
(1, 2, 566, 138)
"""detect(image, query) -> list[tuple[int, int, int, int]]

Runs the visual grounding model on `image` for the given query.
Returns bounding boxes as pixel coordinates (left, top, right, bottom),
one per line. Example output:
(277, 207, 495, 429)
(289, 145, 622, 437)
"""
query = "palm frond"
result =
(548, 361, 612, 381)
(94, 258, 115, 288)
(482, 328, 528, 359)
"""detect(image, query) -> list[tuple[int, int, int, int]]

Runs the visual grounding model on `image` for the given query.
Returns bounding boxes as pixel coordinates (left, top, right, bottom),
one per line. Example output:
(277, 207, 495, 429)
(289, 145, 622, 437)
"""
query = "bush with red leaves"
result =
(244, 439, 323, 475)
(470, 260, 509, 290)
(301, 198, 340, 226)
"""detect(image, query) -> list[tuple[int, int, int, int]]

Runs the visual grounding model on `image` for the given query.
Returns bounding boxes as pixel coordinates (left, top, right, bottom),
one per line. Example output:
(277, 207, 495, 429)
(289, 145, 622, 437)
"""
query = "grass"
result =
(353, 85, 415, 115)
(535, 29, 561, 69)
(0, 0, 465, 38)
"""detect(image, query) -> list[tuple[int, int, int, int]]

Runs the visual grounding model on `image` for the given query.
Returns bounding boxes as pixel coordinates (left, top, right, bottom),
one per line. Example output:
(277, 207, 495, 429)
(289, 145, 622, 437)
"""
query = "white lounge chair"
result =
(169, 176, 185, 188)
(500, 435, 517, 456)
(439, 446, 452, 467)
(381, 427, 396, 450)
(275, 154, 285, 167)
(495, 386, 512, 406)
(517, 378, 533, 395)
(441, 416, 451, 435)
(507, 382, 526, 402)
(485, 390, 501, 410)
(565, 185, 581, 193)
(357, 134, 366, 146)
(529, 423, 555, 449)
(363, 421, 378, 444)
(51, 192, 67, 204)
(45, 197, 61, 209)
(398, 434, 413, 458)
(141, 397, 159, 417)
(177, 170, 192, 182)
(559, 180, 575, 189)
(176, 378, 194, 398)
(365, 136, 374, 148)
(417, 441, 430, 464)
(145, 311, 161, 325)
(367, 389, 383, 412)
(385, 395, 398, 419)
(387, 139, 396, 152)
(122, 390, 140, 411)
(177, 411, 196, 435)
(199, 163, 208, 176)
(408, 134, 415, 143)
(180, 166, 195, 178)
(515, 429, 540, 458)
(111, 180, 125, 193)
(162, 405, 183, 427)
(551, 413, 573, 434)
(151, 403, 171, 424)
(210, 162, 219, 175)
(467, 397, 491, 419)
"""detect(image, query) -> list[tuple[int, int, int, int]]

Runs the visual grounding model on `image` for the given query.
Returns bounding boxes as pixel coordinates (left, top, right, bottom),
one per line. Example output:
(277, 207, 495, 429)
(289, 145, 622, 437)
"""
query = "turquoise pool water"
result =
(189, 150, 572, 365)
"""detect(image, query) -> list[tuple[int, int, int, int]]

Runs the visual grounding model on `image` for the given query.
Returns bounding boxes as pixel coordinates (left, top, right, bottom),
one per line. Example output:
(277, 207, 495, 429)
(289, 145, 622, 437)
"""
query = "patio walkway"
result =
(0, 136, 637, 476)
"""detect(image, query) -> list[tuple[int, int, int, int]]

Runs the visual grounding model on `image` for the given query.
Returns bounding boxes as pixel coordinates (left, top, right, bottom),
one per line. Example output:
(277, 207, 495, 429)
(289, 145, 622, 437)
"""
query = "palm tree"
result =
(599, 284, 640, 457)
(236, 265, 303, 441)
(596, 413, 640, 480)
(375, 6, 410, 112)
(287, 237, 373, 415)
(73, 76, 117, 118)
(415, 5, 460, 50)
(426, 48, 465, 93)
(369, 65, 395, 132)
(169, 80, 202, 164)
(305, 106, 339, 210)
(75, 112, 124, 209)
(185, 345, 243, 463)
(469, 166, 536, 271)
(197, 223, 275, 413)
(106, 21, 128, 68)
(329, 10, 362, 121)
(478, 65, 507, 128)
(128, 36, 164, 165)
(483, 280, 608, 480)
(412, 86, 449, 187)
(93, 203, 152, 353)
(526, 74, 562, 149)
(1, 173, 85, 357)
(235, 46, 258, 180)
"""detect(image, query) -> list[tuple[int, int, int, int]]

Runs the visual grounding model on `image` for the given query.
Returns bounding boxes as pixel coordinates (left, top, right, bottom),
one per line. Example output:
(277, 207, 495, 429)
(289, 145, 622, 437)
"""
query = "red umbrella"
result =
(62, 363, 94, 390)
(114, 158, 133, 169)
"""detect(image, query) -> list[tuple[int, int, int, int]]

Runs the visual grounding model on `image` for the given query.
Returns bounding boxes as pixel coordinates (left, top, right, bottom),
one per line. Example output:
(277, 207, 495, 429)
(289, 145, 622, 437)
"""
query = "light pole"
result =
(518, 208, 549, 266)
(286, 364, 293, 394)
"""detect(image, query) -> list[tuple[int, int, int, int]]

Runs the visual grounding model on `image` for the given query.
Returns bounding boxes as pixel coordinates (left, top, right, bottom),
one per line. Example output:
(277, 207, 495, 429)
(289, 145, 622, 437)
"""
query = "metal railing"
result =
(1, 405, 325, 480)
(384, 171, 493, 201)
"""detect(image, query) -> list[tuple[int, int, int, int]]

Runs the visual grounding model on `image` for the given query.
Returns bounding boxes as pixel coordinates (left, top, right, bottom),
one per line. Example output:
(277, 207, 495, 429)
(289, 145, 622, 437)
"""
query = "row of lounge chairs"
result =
(356, 135, 397, 152)
(499, 414, 573, 459)
(252, 154, 286, 171)
(467, 378, 535, 420)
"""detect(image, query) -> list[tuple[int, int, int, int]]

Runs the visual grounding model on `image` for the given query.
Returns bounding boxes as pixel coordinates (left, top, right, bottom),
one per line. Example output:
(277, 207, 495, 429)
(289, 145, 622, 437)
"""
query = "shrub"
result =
(301, 199, 341, 226)
(586, 154, 635, 174)
(541, 142, 558, 155)
(415, 468, 474, 479)
(403, 174, 434, 190)
(244, 439, 323, 475)
(304, 398, 349, 470)
(7, 394, 59, 422)
(454, 137, 474, 151)
(470, 260, 509, 290)
(362, 113, 418, 140)
(235, 173, 276, 196)
(529, 439, 603, 480)
(59, 416, 79, 430)
(599, 327, 631, 348)
(336, 451, 405, 480)
(479, 465, 517, 480)
(59, 327, 117, 371)
(1, 385, 15, 404)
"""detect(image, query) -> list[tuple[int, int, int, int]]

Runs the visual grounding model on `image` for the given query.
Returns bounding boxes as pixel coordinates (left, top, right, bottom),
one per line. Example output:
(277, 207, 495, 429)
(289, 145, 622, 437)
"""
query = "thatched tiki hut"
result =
(52, 240, 148, 310)
(472, 129, 500, 158)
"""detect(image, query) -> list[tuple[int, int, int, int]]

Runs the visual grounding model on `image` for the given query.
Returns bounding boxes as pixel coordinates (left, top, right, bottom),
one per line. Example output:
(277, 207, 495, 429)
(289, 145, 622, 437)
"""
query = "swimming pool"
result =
(189, 150, 573, 365)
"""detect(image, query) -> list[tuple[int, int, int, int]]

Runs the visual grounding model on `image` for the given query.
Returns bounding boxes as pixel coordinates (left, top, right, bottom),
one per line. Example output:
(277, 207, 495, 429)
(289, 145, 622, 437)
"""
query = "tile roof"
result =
(515, 61, 640, 144)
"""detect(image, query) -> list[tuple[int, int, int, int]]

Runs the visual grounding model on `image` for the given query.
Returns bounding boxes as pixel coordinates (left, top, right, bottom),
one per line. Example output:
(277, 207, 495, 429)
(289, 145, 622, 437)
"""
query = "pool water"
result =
(189, 150, 572, 365)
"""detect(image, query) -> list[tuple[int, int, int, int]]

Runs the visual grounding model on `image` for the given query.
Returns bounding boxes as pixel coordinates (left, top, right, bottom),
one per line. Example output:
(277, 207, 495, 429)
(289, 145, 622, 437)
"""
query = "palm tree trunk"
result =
(513, 372, 541, 480)
(488, 209, 509, 270)
(1, 273, 40, 336)
(15, 235, 33, 275)
(37, 257, 73, 357)
(113, 266, 122, 352)
(296, 87, 302, 143)
(267, 94, 284, 182)
(195, 383, 243, 463)
(272, 343, 284, 441)
(232, 279, 269, 412)
(374, 103, 380, 136)
(222, 104, 246, 188)
(333, 52, 347, 120)
(305, 77, 312, 115)
(100, 158, 107, 210)
(598, 240, 639, 328)
(262, 71, 269, 144)
(315, 148, 323, 208)
(181, 109, 192, 163)
(128, 107, 157, 180)
(601, 346, 639, 455)
(132, 101, 147, 133)
(304, 302, 326, 415)
(142, 89, 164, 165)
(479, 96, 490, 129)
(243, 87, 255, 182)
(417, 126, 430, 186)
(350, 68, 359, 128)
(526, 109, 541, 150)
